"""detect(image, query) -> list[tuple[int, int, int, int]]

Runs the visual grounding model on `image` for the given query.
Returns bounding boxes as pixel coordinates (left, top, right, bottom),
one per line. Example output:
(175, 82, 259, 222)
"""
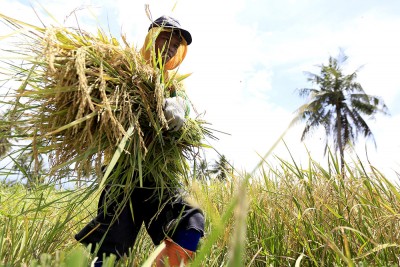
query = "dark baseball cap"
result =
(148, 16, 192, 45)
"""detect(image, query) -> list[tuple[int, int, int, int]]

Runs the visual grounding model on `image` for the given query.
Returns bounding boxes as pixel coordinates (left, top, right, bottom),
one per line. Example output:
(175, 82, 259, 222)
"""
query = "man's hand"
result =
(163, 97, 186, 131)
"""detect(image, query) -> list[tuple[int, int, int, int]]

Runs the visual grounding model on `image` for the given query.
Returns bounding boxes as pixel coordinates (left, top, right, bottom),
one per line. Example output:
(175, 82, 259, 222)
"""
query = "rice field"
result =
(1, 12, 399, 267)
(1, 153, 399, 266)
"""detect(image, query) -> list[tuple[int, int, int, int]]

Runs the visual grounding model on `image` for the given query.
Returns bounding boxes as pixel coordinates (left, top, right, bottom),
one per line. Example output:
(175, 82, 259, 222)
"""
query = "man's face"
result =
(154, 31, 182, 63)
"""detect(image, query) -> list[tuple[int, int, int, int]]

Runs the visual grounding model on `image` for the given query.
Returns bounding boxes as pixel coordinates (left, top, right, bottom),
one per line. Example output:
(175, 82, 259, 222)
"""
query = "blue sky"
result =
(2, 0, 400, 179)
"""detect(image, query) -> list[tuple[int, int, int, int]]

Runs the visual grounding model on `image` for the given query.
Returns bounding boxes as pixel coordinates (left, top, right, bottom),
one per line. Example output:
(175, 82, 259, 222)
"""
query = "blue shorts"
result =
(172, 227, 202, 251)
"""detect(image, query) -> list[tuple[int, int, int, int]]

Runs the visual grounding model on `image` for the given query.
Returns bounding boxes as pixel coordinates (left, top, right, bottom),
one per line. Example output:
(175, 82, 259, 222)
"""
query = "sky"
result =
(1, 0, 400, 181)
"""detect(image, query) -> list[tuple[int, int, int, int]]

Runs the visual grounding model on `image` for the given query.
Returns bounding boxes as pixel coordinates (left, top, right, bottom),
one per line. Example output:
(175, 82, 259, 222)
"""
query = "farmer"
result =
(75, 16, 204, 266)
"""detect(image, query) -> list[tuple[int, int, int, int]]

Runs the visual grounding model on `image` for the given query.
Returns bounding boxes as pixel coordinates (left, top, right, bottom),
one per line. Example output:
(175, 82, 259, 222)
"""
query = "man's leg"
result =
(144, 191, 205, 267)
(75, 186, 142, 262)
(155, 228, 202, 266)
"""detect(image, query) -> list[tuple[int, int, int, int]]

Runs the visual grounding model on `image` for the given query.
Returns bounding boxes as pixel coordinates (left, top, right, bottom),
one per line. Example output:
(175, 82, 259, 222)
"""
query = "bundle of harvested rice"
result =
(1, 14, 214, 189)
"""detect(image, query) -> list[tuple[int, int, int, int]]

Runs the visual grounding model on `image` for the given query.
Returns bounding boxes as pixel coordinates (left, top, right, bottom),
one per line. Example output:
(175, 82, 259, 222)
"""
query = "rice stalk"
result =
(0, 13, 216, 194)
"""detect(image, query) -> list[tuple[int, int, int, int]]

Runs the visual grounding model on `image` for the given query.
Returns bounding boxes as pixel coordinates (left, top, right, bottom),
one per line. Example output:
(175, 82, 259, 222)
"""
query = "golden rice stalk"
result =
(1, 14, 215, 189)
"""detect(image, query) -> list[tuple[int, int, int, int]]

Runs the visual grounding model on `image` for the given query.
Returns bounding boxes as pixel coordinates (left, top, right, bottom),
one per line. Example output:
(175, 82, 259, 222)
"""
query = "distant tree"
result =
(12, 147, 46, 188)
(0, 108, 45, 187)
(292, 50, 389, 174)
(0, 113, 11, 158)
(210, 154, 231, 181)
(194, 158, 211, 181)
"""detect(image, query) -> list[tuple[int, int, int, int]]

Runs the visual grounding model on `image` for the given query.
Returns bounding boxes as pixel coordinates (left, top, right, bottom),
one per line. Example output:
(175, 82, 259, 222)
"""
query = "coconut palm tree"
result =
(194, 158, 211, 182)
(0, 113, 11, 158)
(210, 154, 231, 181)
(0, 129, 11, 158)
(292, 50, 389, 174)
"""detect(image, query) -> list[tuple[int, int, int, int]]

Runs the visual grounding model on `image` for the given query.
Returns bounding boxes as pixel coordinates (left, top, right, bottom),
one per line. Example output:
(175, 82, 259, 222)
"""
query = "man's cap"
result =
(148, 16, 192, 45)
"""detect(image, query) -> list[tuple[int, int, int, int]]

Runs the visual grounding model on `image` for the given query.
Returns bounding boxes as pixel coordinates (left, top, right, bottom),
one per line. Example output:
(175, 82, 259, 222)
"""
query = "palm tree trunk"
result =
(336, 105, 345, 176)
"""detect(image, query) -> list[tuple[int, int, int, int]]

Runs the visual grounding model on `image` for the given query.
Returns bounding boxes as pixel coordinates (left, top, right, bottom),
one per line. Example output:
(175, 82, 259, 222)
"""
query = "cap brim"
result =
(162, 26, 192, 45)
(149, 23, 192, 45)
(178, 29, 192, 45)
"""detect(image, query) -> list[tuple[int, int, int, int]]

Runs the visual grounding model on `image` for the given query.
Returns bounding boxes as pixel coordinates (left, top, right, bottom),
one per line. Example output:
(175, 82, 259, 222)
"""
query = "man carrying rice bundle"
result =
(75, 16, 204, 267)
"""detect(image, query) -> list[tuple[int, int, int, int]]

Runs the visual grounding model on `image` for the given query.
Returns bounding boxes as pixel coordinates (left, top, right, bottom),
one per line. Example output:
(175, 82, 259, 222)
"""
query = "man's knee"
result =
(171, 228, 202, 251)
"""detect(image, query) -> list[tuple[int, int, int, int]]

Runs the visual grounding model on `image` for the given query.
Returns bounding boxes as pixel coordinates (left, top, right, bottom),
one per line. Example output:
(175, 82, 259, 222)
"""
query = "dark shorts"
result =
(75, 182, 204, 258)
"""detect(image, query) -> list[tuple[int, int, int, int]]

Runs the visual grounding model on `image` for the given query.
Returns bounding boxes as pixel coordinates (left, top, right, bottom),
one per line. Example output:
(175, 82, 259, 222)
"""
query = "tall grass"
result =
(0, 182, 95, 266)
(1, 152, 399, 266)
(245, 153, 400, 266)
